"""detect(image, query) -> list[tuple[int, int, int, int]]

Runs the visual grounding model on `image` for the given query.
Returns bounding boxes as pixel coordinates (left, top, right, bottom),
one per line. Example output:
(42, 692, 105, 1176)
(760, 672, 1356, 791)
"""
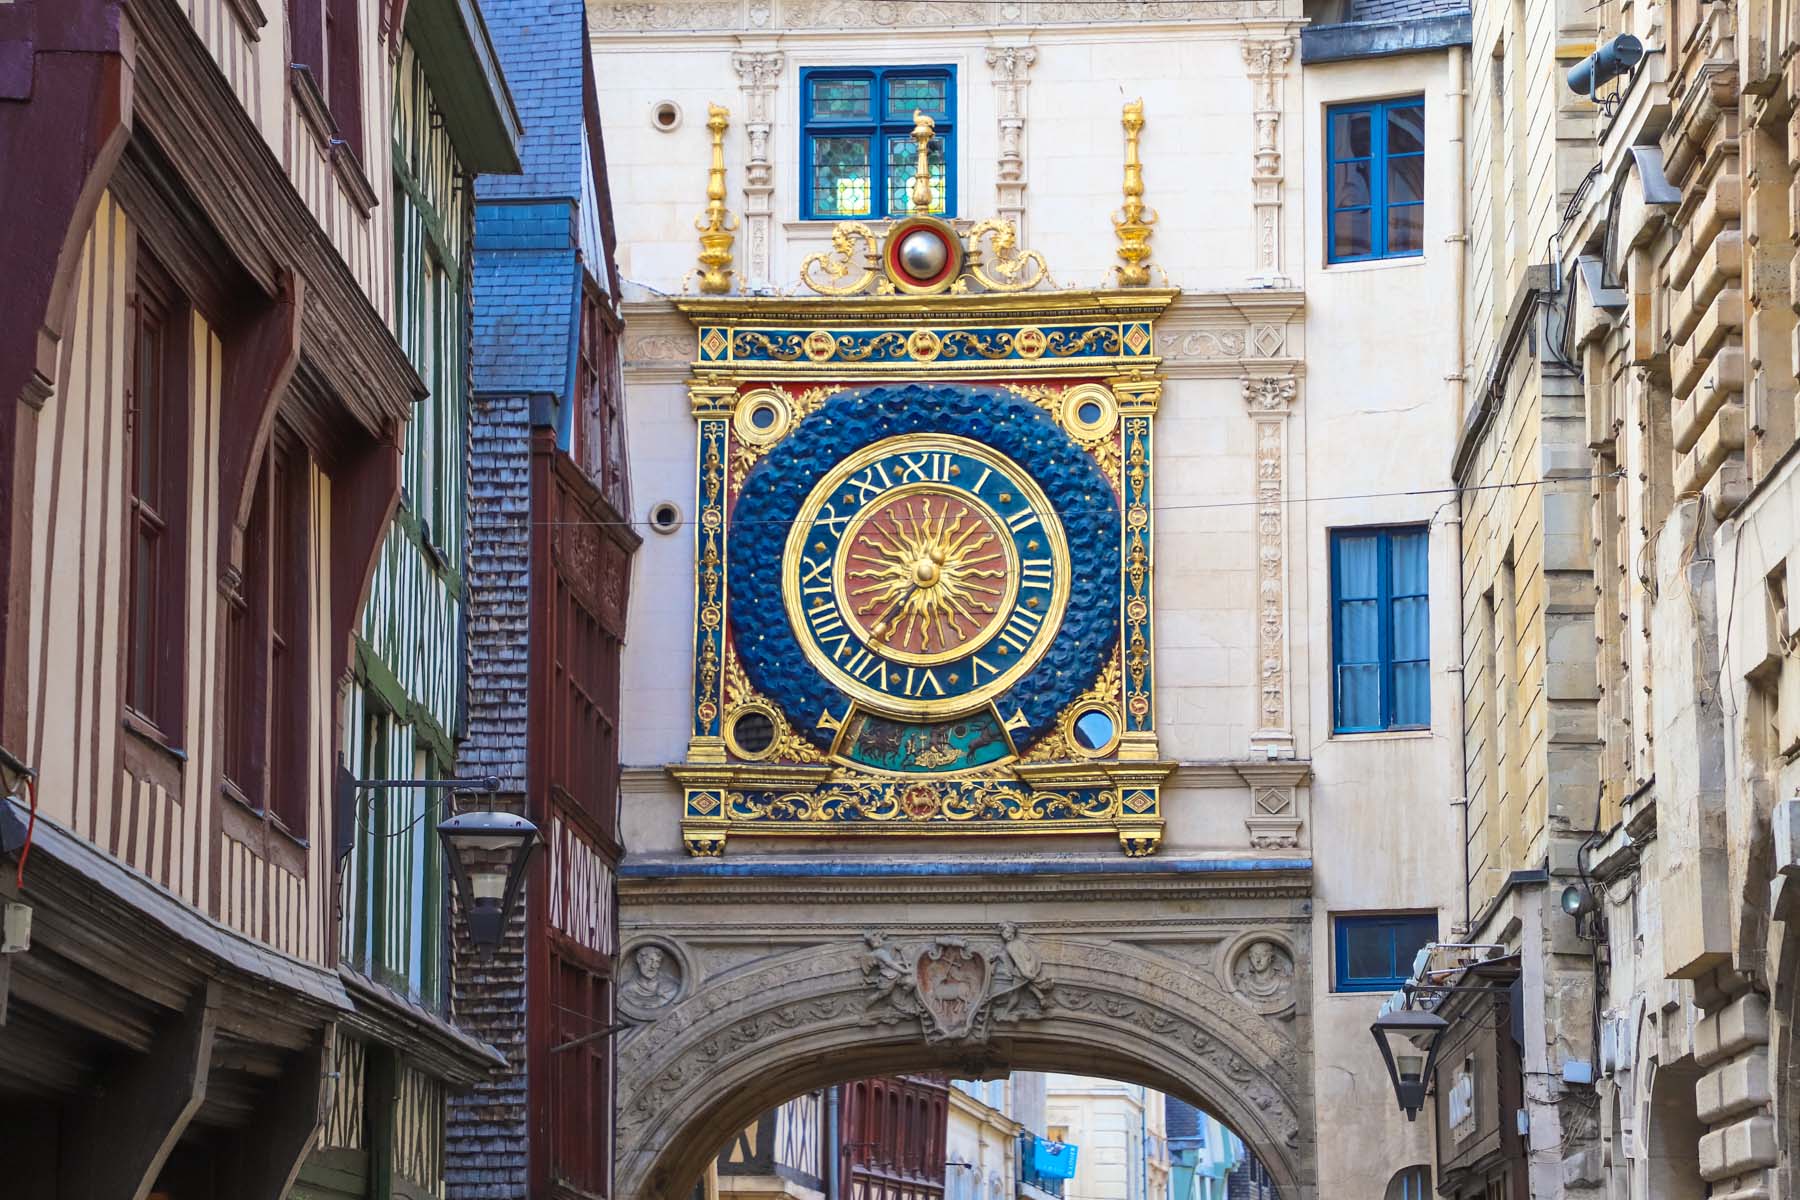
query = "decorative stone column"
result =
(1241, 38, 1294, 288)
(985, 43, 1037, 239)
(1245, 375, 1296, 754)
(731, 49, 783, 288)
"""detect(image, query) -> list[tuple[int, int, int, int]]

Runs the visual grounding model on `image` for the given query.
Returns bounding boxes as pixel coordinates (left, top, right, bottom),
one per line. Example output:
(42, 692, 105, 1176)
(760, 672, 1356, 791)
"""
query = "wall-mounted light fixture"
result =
(1370, 1004, 1450, 1122)
(1567, 34, 1644, 113)
(337, 765, 536, 957)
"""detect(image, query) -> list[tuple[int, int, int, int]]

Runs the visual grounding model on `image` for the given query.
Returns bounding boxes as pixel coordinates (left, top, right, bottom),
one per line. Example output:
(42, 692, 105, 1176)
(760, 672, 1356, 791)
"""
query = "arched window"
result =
(1384, 1165, 1431, 1200)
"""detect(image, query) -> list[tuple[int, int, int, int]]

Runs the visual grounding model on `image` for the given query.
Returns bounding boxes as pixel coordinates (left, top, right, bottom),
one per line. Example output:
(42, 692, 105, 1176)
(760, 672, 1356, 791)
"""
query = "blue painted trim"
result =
(619, 856, 1312, 878)
(1332, 911, 1438, 993)
(1325, 95, 1425, 264)
(556, 260, 583, 451)
(799, 64, 957, 221)
(1330, 523, 1430, 733)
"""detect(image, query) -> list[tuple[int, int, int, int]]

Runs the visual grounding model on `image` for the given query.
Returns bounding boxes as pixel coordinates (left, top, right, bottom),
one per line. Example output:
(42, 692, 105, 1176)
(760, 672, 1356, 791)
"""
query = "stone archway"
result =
(614, 866, 1316, 1200)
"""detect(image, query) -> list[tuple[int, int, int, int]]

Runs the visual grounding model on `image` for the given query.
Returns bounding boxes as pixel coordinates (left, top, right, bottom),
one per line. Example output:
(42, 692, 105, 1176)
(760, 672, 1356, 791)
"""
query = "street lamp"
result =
(336, 765, 537, 958)
(437, 806, 538, 954)
(1370, 1004, 1449, 1122)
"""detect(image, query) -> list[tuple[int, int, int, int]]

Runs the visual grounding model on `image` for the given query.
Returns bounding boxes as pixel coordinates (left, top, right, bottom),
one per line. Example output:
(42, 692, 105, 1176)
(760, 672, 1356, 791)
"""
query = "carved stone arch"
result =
(615, 932, 1313, 1200)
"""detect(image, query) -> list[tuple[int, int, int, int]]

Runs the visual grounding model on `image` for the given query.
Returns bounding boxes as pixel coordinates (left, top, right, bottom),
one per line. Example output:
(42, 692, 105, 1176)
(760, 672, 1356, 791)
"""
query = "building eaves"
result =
(406, 0, 524, 175)
(1301, 10, 1471, 64)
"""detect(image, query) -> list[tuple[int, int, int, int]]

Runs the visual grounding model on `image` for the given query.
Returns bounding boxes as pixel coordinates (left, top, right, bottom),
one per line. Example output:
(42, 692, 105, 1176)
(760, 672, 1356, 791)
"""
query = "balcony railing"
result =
(1018, 1134, 1067, 1199)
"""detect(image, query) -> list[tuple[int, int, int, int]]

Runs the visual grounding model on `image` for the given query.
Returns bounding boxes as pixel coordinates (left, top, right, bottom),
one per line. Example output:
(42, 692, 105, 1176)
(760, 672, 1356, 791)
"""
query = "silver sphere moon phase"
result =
(897, 229, 948, 278)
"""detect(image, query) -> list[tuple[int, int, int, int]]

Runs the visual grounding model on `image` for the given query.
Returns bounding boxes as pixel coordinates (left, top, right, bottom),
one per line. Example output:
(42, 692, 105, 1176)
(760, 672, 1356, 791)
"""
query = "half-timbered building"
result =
(0, 0, 517, 1196)
(454, 0, 637, 1195)
(305, 3, 523, 1199)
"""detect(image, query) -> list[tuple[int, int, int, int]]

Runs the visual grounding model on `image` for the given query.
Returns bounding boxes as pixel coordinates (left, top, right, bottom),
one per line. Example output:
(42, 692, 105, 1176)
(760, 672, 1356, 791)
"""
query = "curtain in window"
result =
(1335, 534, 1381, 729)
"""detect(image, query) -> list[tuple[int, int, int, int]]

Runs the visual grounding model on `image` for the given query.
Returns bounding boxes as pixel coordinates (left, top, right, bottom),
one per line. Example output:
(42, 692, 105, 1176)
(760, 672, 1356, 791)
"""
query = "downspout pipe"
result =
(828, 1085, 841, 1200)
(1446, 44, 1474, 938)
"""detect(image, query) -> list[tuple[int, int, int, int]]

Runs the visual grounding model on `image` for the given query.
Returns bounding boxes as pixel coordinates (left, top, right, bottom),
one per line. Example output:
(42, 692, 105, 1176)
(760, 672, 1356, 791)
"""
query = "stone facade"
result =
(594, 1, 1480, 1195)
(1452, 0, 1800, 1198)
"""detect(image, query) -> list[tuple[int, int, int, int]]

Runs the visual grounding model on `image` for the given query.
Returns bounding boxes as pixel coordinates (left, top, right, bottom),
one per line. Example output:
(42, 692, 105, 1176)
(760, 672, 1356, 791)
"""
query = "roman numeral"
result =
(800, 555, 833, 594)
(970, 467, 993, 496)
(970, 655, 1000, 683)
(894, 453, 951, 484)
(813, 502, 852, 536)
(807, 603, 847, 637)
(1005, 506, 1040, 533)
(900, 667, 945, 697)
(997, 605, 1044, 653)
(848, 464, 894, 504)
(1020, 558, 1054, 590)
(843, 647, 889, 690)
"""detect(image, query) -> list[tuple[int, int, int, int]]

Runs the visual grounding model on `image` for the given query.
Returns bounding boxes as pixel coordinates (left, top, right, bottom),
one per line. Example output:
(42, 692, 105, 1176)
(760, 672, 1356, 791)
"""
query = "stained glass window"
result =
(801, 66, 955, 220)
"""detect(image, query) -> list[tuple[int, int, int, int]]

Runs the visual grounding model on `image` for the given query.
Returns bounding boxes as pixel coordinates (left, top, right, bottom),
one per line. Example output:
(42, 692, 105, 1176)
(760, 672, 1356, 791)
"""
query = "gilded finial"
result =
(909, 110, 936, 215)
(695, 102, 738, 294)
(1113, 99, 1157, 287)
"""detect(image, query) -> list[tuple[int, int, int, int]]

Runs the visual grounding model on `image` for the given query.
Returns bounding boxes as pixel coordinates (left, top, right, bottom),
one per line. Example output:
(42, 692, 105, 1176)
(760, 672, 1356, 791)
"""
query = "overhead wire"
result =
(528, 469, 1627, 530)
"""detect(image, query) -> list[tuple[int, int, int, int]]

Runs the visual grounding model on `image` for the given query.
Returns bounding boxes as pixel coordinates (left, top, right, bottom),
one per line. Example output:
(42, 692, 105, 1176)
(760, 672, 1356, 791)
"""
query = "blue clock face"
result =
(782, 434, 1070, 722)
(730, 383, 1121, 757)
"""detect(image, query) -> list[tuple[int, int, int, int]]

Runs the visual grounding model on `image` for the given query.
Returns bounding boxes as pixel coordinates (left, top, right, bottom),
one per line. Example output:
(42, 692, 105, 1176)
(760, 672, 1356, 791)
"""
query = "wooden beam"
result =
(220, 271, 305, 575)
(59, 980, 219, 1200)
(219, 1022, 331, 1200)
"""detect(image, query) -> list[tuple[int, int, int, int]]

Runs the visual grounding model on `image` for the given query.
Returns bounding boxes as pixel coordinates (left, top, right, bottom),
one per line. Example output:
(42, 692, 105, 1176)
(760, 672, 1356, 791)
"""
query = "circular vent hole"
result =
(730, 710, 777, 756)
(648, 502, 682, 534)
(652, 101, 682, 132)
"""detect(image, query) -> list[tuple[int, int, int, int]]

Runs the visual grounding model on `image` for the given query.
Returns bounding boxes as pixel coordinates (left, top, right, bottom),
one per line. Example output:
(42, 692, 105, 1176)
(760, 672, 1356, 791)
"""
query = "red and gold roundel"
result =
(883, 215, 964, 294)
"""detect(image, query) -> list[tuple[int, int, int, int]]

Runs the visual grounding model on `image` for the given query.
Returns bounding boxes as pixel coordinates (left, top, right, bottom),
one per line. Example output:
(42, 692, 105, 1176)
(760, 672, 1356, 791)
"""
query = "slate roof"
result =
(1164, 1095, 1202, 1142)
(1349, 0, 1466, 18)
(475, 0, 587, 201)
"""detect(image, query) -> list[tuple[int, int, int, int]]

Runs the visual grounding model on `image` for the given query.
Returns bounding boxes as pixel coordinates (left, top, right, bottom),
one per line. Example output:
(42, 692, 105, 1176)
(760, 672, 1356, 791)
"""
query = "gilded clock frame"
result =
(784, 432, 1070, 715)
(672, 287, 1178, 857)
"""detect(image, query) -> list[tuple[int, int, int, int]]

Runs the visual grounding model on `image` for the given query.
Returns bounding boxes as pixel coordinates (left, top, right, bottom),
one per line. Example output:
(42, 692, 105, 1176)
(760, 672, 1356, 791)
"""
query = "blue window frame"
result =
(1334, 913, 1438, 993)
(1326, 96, 1424, 263)
(1331, 524, 1429, 732)
(800, 65, 955, 221)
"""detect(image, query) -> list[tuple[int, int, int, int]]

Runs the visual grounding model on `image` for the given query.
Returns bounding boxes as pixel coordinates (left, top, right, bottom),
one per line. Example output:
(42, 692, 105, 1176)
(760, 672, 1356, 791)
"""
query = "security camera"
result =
(1567, 34, 1644, 99)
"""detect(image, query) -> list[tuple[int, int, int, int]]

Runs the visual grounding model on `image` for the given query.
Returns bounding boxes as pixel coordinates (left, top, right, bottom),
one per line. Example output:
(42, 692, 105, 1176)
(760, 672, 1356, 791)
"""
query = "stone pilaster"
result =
(1245, 376, 1296, 753)
(731, 49, 783, 288)
(985, 42, 1037, 239)
(1240, 38, 1293, 288)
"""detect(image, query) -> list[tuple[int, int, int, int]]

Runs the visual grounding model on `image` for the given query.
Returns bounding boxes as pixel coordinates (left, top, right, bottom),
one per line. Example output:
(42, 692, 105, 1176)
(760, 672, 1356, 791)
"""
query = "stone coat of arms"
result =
(862, 925, 1051, 1043)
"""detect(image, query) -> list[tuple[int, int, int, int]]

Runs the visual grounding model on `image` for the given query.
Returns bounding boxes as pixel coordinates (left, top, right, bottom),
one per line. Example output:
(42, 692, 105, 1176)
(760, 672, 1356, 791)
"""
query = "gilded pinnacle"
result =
(910, 110, 936, 214)
(695, 101, 737, 294)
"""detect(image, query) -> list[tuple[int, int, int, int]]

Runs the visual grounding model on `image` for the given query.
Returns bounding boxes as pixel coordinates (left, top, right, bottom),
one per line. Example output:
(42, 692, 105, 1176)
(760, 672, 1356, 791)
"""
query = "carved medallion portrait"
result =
(619, 939, 690, 1018)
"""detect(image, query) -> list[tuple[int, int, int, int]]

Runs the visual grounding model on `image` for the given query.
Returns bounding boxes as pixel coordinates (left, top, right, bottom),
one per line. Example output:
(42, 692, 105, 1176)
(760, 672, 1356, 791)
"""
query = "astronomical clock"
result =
(671, 114, 1177, 856)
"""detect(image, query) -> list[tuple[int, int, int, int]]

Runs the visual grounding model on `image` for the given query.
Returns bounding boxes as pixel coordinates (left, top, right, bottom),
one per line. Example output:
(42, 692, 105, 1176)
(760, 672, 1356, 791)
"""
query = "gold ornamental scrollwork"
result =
(800, 223, 884, 296)
(965, 218, 1053, 293)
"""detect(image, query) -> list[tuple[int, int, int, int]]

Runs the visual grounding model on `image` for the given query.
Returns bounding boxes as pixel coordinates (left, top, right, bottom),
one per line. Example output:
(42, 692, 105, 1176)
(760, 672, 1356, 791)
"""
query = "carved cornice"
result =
(589, 0, 1297, 33)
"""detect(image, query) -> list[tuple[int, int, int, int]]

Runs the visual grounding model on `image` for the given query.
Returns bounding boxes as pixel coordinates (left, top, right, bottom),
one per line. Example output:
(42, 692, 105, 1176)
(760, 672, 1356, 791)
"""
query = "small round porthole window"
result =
(648, 502, 683, 535)
(1061, 383, 1119, 442)
(1064, 706, 1120, 757)
(651, 101, 683, 132)
(733, 389, 793, 447)
(726, 707, 779, 759)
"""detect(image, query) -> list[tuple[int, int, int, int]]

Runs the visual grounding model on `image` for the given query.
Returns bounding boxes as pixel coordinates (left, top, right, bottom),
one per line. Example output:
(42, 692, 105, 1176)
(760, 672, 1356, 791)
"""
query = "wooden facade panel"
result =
(25, 192, 129, 834)
(395, 1062, 448, 1198)
(178, 0, 265, 126)
(548, 813, 615, 958)
(323, 1034, 370, 1151)
(21, 194, 336, 965)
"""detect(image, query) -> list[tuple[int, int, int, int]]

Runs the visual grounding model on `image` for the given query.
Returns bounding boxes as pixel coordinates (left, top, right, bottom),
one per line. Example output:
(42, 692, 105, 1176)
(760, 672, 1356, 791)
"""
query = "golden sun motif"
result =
(842, 492, 1012, 661)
